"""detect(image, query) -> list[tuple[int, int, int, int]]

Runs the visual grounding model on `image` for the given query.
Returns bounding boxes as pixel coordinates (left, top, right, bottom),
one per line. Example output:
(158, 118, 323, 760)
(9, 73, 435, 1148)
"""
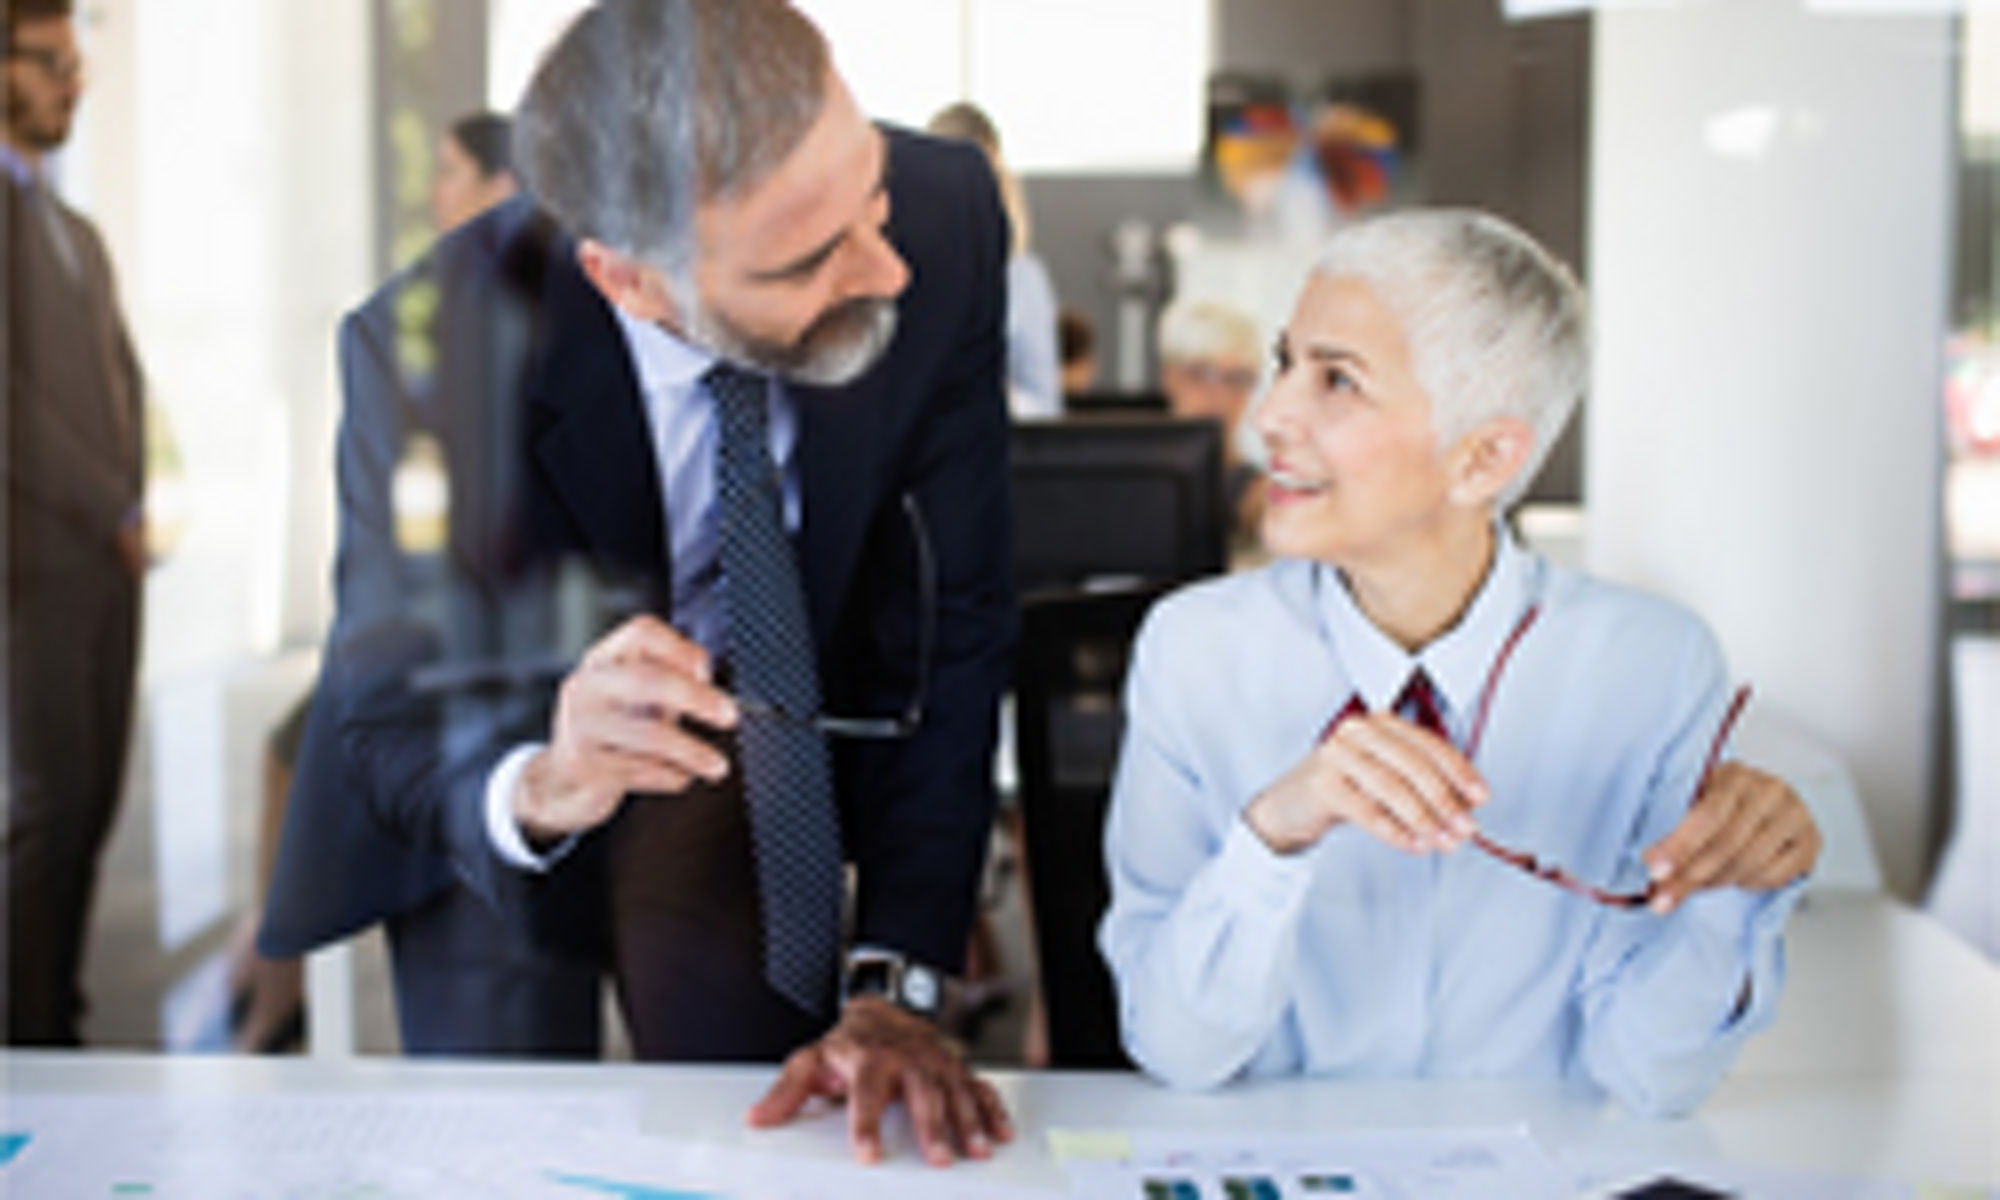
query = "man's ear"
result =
(575, 239, 680, 325)
(1446, 415, 1535, 508)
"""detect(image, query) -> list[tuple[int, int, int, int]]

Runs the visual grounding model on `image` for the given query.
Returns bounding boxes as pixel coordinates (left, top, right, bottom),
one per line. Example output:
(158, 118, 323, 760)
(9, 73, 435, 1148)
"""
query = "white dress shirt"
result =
(1098, 530, 1802, 1116)
(484, 309, 800, 870)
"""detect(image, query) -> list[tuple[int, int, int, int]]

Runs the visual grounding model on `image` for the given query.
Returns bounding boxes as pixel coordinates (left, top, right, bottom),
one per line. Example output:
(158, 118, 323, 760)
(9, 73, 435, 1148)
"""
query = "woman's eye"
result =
(1324, 366, 1356, 393)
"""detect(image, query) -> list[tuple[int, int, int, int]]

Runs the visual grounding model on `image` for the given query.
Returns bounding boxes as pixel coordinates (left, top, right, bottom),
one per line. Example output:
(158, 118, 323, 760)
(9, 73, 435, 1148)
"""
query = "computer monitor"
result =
(1062, 389, 1169, 417)
(1010, 416, 1227, 597)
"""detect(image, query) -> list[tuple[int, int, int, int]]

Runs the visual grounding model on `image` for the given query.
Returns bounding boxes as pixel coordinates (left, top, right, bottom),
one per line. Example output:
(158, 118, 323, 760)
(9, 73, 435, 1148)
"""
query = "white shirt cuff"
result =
(1215, 814, 1317, 916)
(484, 743, 577, 872)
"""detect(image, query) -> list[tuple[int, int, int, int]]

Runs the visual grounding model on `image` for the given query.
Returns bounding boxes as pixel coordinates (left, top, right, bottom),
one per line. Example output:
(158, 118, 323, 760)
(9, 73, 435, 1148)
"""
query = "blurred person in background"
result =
(1058, 307, 1097, 398)
(928, 101, 1060, 419)
(430, 111, 519, 233)
(1158, 298, 1263, 550)
(3, 0, 149, 1046)
(222, 110, 527, 1055)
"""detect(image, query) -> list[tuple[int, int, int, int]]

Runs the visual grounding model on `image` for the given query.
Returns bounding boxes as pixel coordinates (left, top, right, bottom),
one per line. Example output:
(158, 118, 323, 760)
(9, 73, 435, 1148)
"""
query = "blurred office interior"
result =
(26, 0, 1998, 1057)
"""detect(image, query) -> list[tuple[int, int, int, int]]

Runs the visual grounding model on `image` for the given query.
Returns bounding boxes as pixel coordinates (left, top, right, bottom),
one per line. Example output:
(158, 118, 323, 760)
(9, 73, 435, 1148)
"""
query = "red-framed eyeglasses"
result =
(1357, 601, 1753, 910)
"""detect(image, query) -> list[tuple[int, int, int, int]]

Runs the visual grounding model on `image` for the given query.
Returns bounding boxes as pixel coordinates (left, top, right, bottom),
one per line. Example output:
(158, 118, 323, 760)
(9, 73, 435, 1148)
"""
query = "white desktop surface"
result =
(5, 891, 1996, 1193)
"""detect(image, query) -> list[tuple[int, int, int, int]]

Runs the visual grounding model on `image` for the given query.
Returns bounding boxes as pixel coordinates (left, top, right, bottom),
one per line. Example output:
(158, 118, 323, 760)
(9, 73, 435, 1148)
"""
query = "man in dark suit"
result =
(2, 0, 148, 1047)
(261, 0, 1016, 1166)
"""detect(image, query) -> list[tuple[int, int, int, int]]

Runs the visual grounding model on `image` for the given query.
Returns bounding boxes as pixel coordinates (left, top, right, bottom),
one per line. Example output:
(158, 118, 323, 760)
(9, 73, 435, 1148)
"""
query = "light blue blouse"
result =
(1099, 532, 1801, 1115)
(1006, 253, 1061, 419)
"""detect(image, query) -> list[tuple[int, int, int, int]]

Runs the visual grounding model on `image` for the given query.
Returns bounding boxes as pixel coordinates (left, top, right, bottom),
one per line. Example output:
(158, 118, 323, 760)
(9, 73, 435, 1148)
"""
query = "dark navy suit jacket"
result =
(261, 129, 1018, 1044)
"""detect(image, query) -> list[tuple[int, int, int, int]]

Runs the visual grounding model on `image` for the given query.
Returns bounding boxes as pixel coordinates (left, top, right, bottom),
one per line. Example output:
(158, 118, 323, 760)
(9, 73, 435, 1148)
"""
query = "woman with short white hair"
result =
(1099, 208, 1820, 1116)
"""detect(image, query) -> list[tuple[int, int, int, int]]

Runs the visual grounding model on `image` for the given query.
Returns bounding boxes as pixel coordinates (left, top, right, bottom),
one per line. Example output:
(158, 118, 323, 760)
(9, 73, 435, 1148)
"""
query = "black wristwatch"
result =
(840, 949, 944, 1022)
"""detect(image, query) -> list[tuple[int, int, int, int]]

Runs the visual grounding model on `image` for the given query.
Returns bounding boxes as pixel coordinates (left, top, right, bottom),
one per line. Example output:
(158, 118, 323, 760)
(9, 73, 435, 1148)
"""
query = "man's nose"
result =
(847, 225, 909, 301)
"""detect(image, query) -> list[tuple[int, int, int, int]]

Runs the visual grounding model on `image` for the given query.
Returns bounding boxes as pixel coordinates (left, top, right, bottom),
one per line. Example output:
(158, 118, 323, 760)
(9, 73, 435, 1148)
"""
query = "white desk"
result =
(5, 892, 1996, 1194)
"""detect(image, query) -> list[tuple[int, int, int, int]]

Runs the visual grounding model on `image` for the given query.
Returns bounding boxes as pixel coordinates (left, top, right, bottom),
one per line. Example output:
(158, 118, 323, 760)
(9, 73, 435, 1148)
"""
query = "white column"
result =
(1587, 0, 1951, 897)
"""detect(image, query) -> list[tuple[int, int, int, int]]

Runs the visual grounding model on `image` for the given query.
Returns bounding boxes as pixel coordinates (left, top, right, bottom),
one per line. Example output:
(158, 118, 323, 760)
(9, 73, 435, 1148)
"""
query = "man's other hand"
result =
(745, 996, 1013, 1167)
(115, 514, 148, 578)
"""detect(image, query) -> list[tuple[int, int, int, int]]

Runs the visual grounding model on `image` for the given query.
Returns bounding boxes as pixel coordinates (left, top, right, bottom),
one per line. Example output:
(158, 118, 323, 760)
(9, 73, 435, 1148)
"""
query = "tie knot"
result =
(1395, 669, 1447, 737)
(704, 362, 768, 414)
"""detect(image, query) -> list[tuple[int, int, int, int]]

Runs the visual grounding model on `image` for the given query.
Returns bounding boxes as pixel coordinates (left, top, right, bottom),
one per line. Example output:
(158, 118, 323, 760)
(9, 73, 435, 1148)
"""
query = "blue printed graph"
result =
(543, 1169, 726, 1199)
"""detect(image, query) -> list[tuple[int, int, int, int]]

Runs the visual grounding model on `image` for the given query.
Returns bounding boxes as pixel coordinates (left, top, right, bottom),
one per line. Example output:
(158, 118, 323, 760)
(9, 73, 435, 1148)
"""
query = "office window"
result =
(487, 0, 588, 110)
(799, 0, 1209, 174)
(488, 1, 1208, 173)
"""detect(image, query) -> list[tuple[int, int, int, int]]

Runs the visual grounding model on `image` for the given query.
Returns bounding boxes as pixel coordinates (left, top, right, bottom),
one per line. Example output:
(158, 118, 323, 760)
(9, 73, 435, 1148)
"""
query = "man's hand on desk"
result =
(746, 995, 1014, 1168)
(513, 616, 740, 844)
(1641, 762, 1822, 914)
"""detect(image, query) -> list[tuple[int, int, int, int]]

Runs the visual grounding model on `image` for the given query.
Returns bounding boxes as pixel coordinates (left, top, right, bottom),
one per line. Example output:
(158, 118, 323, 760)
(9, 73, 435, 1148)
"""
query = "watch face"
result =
(900, 965, 940, 1012)
(846, 959, 893, 1000)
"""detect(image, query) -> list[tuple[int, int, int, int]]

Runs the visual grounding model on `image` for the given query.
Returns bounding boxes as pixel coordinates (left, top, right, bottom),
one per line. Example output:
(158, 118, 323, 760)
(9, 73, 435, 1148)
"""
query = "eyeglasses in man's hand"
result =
(734, 492, 933, 741)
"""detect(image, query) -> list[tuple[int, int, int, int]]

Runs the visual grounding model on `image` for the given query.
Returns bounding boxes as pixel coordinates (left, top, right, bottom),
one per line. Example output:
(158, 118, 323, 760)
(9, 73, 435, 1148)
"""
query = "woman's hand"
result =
(1243, 713, 1488, 856)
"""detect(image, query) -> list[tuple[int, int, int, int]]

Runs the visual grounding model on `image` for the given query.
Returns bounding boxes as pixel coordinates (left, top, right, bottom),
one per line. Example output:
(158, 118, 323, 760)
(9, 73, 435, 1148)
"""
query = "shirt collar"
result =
(1314, 521, 1539, 723)
(609, 305, 717, 396)
(0, 144, 39, 188)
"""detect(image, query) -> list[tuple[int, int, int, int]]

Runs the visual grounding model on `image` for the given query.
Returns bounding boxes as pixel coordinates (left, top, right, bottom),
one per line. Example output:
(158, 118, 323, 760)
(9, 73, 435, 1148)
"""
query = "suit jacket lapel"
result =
(524, 241, 668, 582)
(794, 369, 888, 647)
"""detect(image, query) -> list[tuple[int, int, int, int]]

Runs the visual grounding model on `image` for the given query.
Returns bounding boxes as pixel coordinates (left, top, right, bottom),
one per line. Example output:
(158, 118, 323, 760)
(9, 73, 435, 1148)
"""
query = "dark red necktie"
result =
(1396, 670, 1447, 738)
(1320, 669, 1447, 742)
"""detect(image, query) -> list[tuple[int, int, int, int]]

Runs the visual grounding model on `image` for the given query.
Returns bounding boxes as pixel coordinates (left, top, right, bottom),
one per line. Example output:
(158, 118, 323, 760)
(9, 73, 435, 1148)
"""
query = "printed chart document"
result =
(0, 1090, 643, 1196)
(0, 1090, 1039, 1199)
(1053, 1124, 1570, 1200)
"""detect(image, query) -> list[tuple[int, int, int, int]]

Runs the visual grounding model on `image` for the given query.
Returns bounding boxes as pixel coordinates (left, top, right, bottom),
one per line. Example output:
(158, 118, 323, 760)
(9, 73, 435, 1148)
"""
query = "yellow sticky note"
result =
(1046, 1128, 1133, 1164)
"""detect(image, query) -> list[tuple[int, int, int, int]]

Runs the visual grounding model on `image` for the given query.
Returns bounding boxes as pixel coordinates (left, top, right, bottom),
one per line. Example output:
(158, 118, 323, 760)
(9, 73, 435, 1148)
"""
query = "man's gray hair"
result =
(513, 0, 831, 279)
(1310, 209, 1588, 509)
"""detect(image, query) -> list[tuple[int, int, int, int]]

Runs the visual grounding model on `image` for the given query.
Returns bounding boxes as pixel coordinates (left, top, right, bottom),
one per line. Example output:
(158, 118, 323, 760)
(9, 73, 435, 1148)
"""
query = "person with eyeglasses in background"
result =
(260, 0, 1017, 1167)
(1099, 209, 1821, 1116)
(1157, 298, 1266, 553)
(3, 0, 150, 1047)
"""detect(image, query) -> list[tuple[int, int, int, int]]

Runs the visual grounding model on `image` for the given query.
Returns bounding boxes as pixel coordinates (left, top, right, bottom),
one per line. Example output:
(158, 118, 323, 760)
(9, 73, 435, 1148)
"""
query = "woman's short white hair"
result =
(1310, 208, 1588, 509)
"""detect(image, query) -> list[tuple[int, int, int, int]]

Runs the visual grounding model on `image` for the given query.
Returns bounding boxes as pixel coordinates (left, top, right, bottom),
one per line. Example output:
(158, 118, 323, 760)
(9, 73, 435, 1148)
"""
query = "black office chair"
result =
(1062, 389, 1169, 416)
(1013, 582, 1171, 1069)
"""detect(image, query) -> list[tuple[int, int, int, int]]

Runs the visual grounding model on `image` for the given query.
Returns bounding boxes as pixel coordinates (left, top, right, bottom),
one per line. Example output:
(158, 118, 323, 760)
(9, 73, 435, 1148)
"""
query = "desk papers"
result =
(0, 1090, 1032, 1199)
(1052, 1124, 1570, 1199)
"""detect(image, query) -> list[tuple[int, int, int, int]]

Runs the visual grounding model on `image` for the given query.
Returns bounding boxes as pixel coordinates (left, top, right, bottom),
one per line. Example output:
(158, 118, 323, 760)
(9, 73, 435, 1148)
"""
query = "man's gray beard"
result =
(689, 295, 898, 387)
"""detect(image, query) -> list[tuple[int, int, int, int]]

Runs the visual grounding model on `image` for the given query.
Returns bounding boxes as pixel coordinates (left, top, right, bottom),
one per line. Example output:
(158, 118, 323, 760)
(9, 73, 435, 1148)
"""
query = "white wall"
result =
(73, 0, 366, 676)
(1588, 0, 1951, 897)
(67, 0, 368, 949)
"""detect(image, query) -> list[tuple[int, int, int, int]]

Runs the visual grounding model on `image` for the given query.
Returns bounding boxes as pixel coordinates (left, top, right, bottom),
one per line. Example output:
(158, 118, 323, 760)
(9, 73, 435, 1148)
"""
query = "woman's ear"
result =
(1446, 416, 1535, 508)
(575, 239, 681, 326)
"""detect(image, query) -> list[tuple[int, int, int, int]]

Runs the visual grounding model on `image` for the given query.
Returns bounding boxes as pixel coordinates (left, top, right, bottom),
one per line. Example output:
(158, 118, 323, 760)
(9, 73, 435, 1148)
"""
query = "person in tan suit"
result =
(3, 0, 148, 1046)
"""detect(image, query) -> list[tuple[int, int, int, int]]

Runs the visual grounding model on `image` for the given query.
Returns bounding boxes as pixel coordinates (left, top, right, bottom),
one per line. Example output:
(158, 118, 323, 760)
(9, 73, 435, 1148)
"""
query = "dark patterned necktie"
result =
(708, 362, 842, 1017)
